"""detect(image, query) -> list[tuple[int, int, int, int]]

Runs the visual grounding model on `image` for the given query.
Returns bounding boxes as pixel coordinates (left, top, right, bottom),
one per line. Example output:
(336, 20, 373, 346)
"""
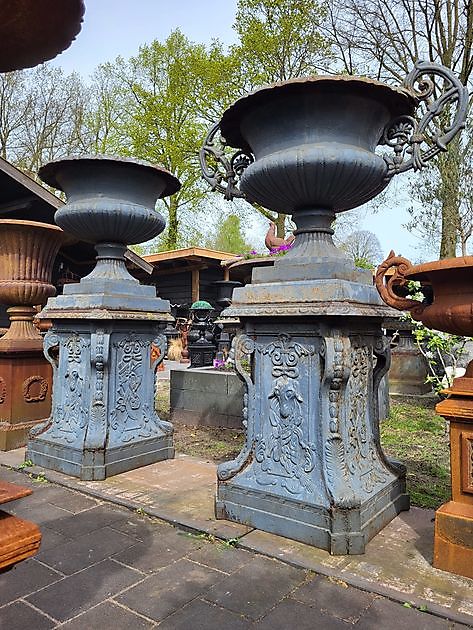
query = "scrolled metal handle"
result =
(375, 251, 426, 320)
(199, 122, 253, 201)
(382, 61, 469, 178)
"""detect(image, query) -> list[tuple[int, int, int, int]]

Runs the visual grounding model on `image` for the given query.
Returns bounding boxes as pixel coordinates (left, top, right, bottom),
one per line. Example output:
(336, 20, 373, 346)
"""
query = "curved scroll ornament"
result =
(30, 330, 61, 437)
(43, 331, 60, 371)
(199, 122, 254, 201)
(217, 334, 256, 481)
(382, 61, 469, 178)
(375, 250, 426, 320)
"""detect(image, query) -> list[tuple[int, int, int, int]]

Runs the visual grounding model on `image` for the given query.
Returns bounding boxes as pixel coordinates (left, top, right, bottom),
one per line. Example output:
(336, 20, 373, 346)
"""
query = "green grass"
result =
(381, 401, 450, 509)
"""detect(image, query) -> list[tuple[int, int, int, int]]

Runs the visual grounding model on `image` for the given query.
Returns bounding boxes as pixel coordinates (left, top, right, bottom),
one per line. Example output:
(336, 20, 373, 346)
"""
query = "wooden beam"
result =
(150, 263, 208, 278)
(191, 268, 200, 303)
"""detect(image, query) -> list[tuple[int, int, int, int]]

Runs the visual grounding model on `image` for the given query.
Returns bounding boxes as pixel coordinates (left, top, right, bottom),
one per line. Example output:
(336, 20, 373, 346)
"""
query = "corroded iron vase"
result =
(27, 156, 181, 480)
(377, 253, 473, 579)
(0, 220, 63, 451)
(200, 63, 468, 553)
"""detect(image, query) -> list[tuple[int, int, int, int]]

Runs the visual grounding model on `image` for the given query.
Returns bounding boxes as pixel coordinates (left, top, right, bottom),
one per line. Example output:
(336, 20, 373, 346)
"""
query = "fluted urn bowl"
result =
(220, 76, 416, 214)
(0, 219, 64, 348)
(39, 156, 181, 245)
(0, 220, 63, 306)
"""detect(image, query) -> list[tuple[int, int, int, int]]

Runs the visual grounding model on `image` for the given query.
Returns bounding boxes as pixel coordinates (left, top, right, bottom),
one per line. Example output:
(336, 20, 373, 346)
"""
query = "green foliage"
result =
(404, 281, 471, 393)
(207, 214, 252, 253)
(234, 0, 330, 84)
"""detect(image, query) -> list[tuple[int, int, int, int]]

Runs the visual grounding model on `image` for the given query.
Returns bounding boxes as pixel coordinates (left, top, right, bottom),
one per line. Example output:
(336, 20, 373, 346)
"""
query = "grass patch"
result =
(381, 400, 450, 509)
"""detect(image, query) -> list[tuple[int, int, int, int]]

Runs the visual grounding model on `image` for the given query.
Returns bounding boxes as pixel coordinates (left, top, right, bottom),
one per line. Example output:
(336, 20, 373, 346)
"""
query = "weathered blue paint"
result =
(27, 156, 180, 480)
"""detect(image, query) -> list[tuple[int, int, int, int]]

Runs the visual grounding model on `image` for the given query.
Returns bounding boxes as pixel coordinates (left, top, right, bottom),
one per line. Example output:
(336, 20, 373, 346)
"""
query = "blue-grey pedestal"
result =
(27, 251, 174, 480)
(215, 259, 409, 554)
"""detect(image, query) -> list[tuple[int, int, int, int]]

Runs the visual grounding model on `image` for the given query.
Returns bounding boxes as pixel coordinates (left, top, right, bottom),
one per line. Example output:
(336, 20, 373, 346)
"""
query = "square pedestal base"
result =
(216, 479, 409, 555)
(433, 502, 473, 580)
(27, 435, 174, 481)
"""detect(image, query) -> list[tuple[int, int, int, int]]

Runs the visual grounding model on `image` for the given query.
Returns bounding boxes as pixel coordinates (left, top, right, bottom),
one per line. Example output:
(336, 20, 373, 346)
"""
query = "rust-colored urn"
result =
(376, 251, 473, 580)
(0, 219, 64, 450)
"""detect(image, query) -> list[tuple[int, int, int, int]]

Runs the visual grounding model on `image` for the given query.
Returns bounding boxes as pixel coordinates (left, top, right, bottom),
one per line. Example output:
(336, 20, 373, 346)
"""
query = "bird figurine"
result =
(264, 221, 295, 251)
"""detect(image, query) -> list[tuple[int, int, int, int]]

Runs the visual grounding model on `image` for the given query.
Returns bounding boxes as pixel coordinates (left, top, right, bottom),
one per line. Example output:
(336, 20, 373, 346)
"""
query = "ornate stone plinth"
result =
(217, 291, 409, 554)
(27, 317, 172, 480)
(433, 380, 473, 580)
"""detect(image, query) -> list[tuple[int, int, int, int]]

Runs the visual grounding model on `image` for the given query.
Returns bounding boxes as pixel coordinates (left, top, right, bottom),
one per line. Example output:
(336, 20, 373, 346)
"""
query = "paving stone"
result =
(109, 515, 169, 541)
(355, 598, 452, 629)
(158, 597, 251, 630)
(204, 555, 306, 620)
(115, 558, 221, 622)
(6, 500, 71, 526)
(45, 503, 129, 538)
(26, 558, 143, 622)
(47, 488, 101, 514)
(0, 600, 56, 629)
(254, 598, 352, 629)
(0, 558, 61, 606)
(292, 574, 376, 622)
(35, 526, 71, 552)
(38, 526, 136, 574)
(187, 541, 253, 574)
(113, 528, 203, 573)
(59, 601, 154, 629)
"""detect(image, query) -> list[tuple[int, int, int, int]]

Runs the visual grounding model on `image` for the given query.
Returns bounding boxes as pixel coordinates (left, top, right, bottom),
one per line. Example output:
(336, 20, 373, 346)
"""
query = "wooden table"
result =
(0, 479, 41, 570)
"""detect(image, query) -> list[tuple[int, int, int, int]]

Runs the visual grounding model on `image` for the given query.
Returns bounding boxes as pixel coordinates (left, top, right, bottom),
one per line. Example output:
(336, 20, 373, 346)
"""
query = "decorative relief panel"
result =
(48, 333, 89, 443)
(253, 333, 316, 495)
(110, 332, 165, 443)
(461, 431, 473, 495)
(22, 375, 48, 403)
(347, 346, 386, 492)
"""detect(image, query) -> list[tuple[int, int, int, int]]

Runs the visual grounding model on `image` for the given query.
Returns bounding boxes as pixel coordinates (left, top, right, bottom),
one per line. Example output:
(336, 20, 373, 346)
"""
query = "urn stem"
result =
(286, 208, 344, 261)
(0, 306, 42, 350)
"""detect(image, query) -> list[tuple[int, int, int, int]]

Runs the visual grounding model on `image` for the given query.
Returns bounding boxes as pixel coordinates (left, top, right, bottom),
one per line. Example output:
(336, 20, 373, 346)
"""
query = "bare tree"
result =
(326, 0, 473, 258)
(338, 229, 383, 267)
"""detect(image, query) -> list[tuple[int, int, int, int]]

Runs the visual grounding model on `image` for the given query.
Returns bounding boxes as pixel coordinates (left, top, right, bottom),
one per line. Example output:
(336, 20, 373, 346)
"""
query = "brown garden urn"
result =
(0, 219, 64, 450)
(376, 252, 473, 579)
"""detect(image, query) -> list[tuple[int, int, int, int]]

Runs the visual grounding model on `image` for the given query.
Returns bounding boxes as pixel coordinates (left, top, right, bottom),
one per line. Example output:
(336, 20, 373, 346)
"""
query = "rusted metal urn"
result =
(27, 156, 181, 481)
(376, 252, 473, 579)
(0, 219, 63, 450)
(200, 62, 468, 554)
(0, 0, 84, 72)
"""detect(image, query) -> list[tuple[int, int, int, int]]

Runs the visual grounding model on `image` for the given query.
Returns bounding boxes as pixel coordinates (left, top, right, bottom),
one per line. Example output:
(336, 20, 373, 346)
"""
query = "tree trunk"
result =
(438, 139, 461, 259)
(275, 214, 286, 239)
(164, 197, 179, 250)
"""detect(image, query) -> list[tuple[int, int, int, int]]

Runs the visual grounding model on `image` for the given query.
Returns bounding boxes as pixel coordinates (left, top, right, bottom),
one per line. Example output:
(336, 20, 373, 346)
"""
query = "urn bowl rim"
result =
(39, 155, 181, 198)
(404, 255, 473, 280)
(0, 218, 63, 233)
(220, 74, 417, 152)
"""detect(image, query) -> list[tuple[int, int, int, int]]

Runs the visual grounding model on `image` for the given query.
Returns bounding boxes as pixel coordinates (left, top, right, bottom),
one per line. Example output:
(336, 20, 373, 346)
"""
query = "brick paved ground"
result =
(0, 469, 470, 629)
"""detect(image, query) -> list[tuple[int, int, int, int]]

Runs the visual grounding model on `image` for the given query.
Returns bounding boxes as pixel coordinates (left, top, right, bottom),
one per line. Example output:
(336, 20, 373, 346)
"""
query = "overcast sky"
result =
(52, 0, 421, 260)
